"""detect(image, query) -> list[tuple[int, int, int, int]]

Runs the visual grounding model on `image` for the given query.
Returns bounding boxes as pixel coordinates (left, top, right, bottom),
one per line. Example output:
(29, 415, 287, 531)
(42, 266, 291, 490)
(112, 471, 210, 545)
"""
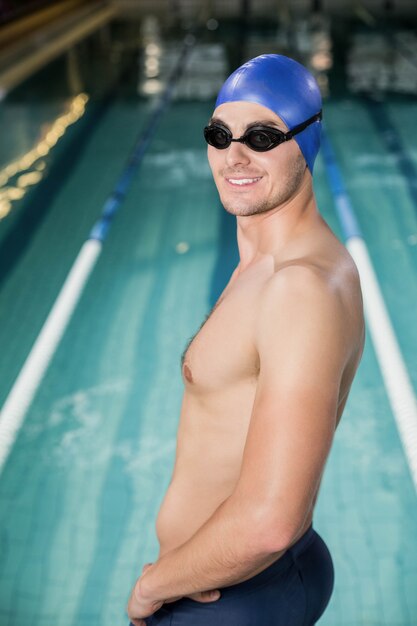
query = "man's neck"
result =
(235, 180, 321, 271)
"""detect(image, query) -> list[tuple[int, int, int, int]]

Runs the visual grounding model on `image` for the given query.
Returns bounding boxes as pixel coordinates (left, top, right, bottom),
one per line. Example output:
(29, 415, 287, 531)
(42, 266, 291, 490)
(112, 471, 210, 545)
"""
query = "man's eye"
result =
(213, 129, 229, 144)
(249, 131, 271, 147)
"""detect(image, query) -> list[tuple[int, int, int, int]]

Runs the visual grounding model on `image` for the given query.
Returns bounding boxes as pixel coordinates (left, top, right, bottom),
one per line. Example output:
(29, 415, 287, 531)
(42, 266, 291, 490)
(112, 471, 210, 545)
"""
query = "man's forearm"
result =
(138, 495, 287, 604)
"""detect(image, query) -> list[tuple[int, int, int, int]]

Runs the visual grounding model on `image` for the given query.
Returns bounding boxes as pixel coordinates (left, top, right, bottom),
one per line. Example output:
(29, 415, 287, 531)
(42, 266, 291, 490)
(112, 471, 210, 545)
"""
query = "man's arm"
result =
(138, 265, 349, 604)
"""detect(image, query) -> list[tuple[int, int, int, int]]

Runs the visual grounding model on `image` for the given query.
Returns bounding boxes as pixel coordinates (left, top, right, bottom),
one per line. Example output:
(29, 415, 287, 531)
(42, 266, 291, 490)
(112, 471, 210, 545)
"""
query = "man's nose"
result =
(225, 141, 251, 167)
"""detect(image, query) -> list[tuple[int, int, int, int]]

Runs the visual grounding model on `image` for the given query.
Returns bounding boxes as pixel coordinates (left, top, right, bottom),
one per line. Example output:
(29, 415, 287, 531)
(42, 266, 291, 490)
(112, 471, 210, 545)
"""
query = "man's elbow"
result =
(244, 505, 297, 556)
(256, 524, 297, 555)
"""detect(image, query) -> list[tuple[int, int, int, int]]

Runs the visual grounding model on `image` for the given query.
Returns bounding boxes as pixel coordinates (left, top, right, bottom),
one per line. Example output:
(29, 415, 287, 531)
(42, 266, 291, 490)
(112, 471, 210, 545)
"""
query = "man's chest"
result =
(181, 281, 262, 392)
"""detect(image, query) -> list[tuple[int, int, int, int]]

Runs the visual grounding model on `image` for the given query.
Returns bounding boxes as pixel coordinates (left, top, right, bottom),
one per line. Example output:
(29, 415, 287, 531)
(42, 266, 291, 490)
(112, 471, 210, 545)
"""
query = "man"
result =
(127, 54, 365, 625)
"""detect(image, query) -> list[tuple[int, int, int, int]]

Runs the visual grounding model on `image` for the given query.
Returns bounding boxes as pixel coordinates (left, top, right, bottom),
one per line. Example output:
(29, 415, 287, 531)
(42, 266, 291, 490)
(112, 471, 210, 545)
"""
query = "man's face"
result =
(207, 101, 308, 217)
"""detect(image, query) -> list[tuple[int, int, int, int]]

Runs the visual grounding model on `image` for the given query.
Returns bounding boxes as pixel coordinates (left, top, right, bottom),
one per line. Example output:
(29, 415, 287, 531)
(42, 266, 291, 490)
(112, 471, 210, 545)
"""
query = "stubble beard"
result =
(220, 157, 307, 217)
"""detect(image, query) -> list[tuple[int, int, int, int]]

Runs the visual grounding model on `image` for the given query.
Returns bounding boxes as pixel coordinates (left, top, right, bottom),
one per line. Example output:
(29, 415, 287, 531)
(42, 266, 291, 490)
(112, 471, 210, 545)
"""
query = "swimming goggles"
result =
(204, 111, 322, 152)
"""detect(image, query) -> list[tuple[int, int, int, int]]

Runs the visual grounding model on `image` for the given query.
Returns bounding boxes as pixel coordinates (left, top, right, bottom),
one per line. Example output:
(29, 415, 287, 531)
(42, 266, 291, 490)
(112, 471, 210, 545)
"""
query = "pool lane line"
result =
(89, 34, 196, 243)
(0, 33, 196, 477)
(321, 126, 417, 495)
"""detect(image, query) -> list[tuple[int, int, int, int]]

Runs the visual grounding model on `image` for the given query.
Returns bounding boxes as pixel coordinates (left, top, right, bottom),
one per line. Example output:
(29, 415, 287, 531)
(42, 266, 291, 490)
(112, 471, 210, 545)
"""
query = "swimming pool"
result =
(0, 11, 417, 626)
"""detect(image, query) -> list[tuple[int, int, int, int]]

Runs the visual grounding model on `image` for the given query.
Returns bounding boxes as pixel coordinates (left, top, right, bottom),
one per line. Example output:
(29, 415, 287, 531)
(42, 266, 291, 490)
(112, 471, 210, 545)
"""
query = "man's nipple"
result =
(183, 363, 193, 383)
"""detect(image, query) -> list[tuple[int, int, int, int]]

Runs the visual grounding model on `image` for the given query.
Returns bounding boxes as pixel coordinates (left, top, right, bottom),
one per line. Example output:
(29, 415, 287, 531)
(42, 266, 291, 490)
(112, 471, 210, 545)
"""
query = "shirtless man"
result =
(127, 54, 365, 626)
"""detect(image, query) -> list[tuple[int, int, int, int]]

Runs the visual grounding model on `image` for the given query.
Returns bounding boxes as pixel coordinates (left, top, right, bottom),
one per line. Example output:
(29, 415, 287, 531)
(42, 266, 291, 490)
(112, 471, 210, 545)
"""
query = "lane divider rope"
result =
(321, 126, 417, 494)
(0, 33, 196, 477)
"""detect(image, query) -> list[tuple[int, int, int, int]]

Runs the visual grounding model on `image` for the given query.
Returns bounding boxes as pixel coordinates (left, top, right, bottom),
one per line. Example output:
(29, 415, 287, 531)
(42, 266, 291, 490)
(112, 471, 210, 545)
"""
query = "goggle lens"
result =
(208, 126, 231, 148)
(246, 129, 277, 150)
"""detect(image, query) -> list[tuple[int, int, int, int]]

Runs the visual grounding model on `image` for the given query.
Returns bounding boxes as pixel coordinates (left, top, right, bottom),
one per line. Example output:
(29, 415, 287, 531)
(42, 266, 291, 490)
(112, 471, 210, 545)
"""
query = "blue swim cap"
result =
(215, 54, 322, 173)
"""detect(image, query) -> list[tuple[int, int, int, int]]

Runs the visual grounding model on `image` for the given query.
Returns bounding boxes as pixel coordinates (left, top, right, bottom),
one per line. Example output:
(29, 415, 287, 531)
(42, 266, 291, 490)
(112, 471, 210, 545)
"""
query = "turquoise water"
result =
(0, 19, 417, 626)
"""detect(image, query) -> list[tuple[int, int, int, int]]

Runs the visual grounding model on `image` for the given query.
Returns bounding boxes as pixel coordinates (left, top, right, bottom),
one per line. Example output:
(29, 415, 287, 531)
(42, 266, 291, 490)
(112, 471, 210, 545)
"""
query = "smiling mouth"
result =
(226, 177, 262, 187)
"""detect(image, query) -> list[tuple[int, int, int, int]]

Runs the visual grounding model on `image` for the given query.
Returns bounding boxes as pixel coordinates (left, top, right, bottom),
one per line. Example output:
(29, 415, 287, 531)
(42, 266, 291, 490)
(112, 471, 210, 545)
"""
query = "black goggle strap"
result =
(285, 110, 323, 140)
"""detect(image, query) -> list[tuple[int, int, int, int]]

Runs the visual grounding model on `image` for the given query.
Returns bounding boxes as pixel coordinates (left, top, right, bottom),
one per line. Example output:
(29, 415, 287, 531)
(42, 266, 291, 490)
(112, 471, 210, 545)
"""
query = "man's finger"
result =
(187, 590, 221, 602)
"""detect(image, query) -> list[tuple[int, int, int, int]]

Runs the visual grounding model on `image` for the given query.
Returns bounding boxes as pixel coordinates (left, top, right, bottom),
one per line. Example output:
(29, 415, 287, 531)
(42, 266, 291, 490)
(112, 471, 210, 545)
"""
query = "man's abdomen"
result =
(155, 474, 238, 556)
(155, 409, 248, 555)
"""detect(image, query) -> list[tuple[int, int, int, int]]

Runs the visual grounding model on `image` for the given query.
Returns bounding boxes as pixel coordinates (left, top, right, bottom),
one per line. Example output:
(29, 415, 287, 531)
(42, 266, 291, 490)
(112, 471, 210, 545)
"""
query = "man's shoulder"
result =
(266, 245, 361, 303)
(257, 252, 362, 330)
(256, 252, 364, 351)
(262, 258, 337, 300)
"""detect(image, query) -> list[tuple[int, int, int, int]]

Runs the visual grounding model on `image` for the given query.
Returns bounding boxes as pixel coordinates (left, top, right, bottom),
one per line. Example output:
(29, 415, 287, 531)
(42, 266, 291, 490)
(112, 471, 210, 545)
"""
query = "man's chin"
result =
(221, 200, 272, 217)
(221, 203, 253, 216)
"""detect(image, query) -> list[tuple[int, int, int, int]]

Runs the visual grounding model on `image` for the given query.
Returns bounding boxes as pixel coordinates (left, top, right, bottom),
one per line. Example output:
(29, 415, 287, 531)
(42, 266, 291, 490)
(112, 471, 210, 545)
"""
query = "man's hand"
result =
(127, 563, 221, 625)
(127, 564, 164, 626)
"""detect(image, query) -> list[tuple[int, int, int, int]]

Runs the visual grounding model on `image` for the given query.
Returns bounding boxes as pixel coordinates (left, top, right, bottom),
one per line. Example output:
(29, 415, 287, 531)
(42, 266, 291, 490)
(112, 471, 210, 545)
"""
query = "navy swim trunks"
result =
(131, 523, 334, 625)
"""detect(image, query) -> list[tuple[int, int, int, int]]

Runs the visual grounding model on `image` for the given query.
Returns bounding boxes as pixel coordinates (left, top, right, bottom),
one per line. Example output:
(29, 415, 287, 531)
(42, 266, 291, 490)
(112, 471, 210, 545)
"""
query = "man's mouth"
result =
(226, 176, 262, 187)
